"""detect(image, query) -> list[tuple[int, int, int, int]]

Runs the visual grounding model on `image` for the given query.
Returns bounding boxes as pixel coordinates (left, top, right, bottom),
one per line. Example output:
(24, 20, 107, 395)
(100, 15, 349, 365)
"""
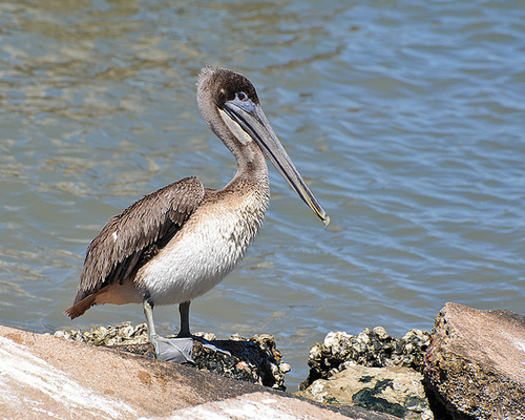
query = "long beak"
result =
(223, 101, 330, 226)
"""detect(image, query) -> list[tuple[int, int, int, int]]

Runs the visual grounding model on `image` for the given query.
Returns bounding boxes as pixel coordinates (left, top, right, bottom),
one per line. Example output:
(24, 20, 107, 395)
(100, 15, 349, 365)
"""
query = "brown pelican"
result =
(66, 66, 329, 362)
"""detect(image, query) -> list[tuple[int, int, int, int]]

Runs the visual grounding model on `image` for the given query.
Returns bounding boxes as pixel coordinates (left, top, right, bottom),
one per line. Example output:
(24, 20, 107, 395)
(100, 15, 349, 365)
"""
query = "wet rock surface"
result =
(55, 323, 288, 390)
(424, 302, 525, 420)
(300, 326, 431, 390)
(297, 365, 433, 420)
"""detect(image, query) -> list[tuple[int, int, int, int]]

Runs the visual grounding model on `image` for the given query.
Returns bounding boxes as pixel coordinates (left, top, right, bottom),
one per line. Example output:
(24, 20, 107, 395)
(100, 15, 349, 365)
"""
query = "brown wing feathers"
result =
(66, 176, 205, 318)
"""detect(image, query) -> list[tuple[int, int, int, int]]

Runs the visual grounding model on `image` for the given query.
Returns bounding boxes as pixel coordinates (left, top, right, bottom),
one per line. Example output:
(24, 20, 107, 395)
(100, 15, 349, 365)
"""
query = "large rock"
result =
(297, 365, 434, 420)
(0, 324, 394, 419)
(424, 302, 525, 420)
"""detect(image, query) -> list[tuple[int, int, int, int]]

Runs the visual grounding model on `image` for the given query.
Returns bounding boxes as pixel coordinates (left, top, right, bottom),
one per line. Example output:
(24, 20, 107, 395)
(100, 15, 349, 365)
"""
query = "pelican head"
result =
(197, 66, 330, 226)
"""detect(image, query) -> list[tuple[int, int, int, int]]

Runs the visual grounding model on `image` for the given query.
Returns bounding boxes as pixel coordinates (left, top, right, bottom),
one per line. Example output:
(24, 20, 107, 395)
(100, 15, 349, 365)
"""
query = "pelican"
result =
(66, 66, 329, 362)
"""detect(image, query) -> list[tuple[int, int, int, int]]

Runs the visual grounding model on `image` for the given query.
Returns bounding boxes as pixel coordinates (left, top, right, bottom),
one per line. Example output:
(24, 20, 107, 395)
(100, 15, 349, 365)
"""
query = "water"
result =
(1, 0, 524, 390)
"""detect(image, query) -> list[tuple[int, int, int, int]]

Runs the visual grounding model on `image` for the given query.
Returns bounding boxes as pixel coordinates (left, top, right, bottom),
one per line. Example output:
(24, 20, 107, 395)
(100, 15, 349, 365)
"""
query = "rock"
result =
(299, 327, 434, 419)
(424, 302, 525, 420)
(55, 323, 287, 390)
(296, 365, 434, 420)
(167, 392, 394, 420)
(189, 333, 287, 389)
(0, 324, 395, 419)
(301, 327, 431, 390)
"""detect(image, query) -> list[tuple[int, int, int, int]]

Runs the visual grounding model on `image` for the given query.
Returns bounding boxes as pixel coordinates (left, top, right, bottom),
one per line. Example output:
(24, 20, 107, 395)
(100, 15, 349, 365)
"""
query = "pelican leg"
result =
(177, 300, 231, 356)
(177, 301, 191, 337)
(143, 298, 194, 364)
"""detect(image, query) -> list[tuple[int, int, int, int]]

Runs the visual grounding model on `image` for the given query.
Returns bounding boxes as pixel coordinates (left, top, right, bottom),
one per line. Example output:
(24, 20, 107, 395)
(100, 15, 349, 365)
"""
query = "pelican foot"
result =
(192, 335, 231, 357)
(150, 335, 194, 364)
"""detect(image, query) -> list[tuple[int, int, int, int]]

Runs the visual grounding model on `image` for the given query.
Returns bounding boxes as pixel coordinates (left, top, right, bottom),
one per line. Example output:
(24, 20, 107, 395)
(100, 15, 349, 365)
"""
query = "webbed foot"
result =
(150, 335, 194, 364)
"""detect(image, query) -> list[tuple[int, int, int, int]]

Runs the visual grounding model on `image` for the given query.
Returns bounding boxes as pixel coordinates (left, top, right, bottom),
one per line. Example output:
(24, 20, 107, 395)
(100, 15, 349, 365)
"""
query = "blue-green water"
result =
(1, 0, 524, 390)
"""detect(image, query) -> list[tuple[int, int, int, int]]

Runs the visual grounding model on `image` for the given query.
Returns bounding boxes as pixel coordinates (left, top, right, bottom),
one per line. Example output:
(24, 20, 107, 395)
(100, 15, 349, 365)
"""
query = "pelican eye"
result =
(237, 92, 248, 102)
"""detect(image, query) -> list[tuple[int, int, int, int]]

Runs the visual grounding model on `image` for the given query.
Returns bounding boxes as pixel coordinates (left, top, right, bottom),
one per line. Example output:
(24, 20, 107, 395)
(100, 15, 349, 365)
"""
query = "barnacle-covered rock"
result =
(188, 333, 287, 390)
(55, 324, 288, 390)
(300, 327, 431, 390)
(298, 327, 433, 419)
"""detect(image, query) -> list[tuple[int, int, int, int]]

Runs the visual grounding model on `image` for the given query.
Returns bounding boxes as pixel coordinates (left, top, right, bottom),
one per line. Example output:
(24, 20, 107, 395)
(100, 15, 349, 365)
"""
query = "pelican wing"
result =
(71, 176, 205, 307)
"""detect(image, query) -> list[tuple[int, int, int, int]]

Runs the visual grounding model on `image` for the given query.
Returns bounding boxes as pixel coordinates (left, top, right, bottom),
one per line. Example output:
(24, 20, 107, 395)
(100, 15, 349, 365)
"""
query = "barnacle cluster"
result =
(300, 327, 430, 390)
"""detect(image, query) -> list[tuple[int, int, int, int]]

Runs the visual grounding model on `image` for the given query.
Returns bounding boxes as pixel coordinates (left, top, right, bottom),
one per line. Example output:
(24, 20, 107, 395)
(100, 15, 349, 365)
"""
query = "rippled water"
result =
(1, 0, 524, 390)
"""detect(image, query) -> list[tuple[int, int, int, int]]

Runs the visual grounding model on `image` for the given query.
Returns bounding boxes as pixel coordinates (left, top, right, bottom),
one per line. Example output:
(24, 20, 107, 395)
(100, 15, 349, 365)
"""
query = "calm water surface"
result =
(1, 0, 524, 390)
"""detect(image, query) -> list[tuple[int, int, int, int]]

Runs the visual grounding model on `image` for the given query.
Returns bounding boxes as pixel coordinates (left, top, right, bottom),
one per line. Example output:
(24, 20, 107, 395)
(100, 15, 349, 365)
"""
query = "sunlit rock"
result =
(424, 302, 525, 420)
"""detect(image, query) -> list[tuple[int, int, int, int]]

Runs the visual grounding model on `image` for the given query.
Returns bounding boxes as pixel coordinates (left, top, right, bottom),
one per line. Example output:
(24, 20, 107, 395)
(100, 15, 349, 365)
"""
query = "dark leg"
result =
(178, 301, 191, 337)
(176, 300, 230, 356)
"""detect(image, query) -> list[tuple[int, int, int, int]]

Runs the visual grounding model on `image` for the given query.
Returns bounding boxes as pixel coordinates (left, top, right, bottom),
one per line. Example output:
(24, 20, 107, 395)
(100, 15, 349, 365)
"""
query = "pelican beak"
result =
(223, 99, 330, 226)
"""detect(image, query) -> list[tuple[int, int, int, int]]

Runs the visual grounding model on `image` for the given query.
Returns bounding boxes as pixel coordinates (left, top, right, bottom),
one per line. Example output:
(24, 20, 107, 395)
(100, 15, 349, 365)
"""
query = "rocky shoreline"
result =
(296, 303, 525, 420)
(2, 302, 524, 419)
